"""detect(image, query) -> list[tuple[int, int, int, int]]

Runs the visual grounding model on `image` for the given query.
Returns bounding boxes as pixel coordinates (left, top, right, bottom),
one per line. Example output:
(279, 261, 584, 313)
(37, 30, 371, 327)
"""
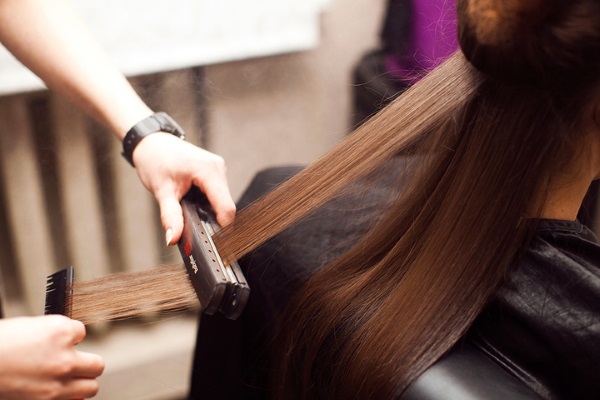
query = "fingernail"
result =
(165, 228, 173, 246)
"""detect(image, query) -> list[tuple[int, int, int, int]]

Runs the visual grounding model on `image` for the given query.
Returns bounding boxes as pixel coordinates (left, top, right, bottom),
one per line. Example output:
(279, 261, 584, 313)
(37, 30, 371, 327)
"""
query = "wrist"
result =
(121, 112, 186, 167)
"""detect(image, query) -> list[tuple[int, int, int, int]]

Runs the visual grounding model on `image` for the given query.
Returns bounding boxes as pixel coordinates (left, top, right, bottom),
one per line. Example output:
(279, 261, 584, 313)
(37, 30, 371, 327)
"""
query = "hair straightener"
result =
(44, 187, 250, 320)
(176, 187, 250, 320)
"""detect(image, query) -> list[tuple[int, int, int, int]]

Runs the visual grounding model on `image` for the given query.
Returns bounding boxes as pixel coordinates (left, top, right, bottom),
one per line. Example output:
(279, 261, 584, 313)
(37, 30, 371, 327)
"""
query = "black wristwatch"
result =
(121, 112, 186, 167)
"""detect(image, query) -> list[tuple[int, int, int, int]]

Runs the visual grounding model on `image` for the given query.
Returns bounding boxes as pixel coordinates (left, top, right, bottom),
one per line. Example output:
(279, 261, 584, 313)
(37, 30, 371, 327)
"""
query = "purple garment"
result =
(386, 0, 458, 84)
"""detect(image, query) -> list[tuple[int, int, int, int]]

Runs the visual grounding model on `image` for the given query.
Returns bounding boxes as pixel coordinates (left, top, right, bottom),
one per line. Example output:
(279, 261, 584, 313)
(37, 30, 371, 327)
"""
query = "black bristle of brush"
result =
(44, 266, 74, 317)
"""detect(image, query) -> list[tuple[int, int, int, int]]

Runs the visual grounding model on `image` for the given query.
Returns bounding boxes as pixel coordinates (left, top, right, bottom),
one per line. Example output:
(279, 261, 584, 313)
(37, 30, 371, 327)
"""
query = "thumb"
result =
(158, 195, 184, 245)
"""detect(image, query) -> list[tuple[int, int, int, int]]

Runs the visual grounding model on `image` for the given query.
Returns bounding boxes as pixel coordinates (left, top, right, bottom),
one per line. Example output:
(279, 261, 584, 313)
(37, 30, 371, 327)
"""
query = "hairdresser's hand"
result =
(132, 132, 236, 245)
(0, 315, 104, 400)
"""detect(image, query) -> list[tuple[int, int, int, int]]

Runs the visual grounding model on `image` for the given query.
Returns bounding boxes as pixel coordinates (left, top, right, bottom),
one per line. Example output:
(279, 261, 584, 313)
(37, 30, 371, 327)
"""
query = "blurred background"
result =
(0, 0, 389, 398)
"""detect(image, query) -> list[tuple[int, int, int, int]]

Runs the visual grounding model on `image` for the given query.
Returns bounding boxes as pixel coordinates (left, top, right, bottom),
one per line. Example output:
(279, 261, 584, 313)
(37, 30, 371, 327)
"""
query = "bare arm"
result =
(0, 0, 235, 242)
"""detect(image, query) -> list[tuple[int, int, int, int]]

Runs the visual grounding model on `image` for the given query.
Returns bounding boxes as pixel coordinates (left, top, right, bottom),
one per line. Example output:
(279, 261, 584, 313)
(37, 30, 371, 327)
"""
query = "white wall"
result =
(0, 0, 329, 94)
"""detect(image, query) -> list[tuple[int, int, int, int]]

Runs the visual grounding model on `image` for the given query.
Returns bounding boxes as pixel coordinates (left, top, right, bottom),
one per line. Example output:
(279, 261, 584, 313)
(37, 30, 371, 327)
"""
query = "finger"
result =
(71, 351, 105, 378)
(56, 377, 100, 400)
(157, 194, 184, 245)
(214, 200, 237, 227)
(68, 318, 86, 345)
(42, 315, 87, 346)
(194, 177, 236, 227)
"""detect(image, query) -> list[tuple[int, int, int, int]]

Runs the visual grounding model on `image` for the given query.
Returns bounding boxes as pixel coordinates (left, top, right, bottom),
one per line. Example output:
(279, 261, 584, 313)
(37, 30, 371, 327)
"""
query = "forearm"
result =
(0, 0, 151, 138)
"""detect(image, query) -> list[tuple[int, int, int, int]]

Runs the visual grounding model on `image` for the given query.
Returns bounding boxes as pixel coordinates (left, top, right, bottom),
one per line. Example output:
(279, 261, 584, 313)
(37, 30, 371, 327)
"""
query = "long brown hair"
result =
(209, 0, 600, 398)
(67, 0, 600, 397)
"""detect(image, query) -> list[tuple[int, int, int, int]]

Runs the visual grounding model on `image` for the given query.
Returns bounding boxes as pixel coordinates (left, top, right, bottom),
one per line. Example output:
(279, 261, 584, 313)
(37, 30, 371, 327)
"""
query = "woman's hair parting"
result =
(68, 0, 600, 398)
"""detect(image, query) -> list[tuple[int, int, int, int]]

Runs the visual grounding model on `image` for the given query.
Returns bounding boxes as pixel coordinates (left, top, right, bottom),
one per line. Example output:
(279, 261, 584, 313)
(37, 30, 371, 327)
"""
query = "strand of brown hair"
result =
(70, 264, 198, 325)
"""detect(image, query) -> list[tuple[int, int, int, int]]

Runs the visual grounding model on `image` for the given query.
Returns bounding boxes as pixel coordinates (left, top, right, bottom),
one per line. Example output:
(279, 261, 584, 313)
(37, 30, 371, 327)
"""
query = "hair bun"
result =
(458, 0, 600, 86)
(464, 0, 540, 46)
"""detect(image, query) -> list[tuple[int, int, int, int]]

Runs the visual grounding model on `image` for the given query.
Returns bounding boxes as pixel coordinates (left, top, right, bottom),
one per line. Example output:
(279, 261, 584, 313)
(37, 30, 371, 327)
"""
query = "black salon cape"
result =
(189, 167, 600, 400)
(469, 219, 600, 400)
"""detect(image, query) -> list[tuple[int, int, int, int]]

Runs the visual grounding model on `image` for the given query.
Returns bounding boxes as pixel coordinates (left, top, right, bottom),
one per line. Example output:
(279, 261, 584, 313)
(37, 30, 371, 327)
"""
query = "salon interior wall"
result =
(203, 4, 387, 201)
(0, 0, 387, 399)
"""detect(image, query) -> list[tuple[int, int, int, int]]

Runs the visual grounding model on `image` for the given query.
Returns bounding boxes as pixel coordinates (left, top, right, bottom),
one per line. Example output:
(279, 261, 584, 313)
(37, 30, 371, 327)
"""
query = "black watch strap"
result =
(121, 112, 186, 167)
